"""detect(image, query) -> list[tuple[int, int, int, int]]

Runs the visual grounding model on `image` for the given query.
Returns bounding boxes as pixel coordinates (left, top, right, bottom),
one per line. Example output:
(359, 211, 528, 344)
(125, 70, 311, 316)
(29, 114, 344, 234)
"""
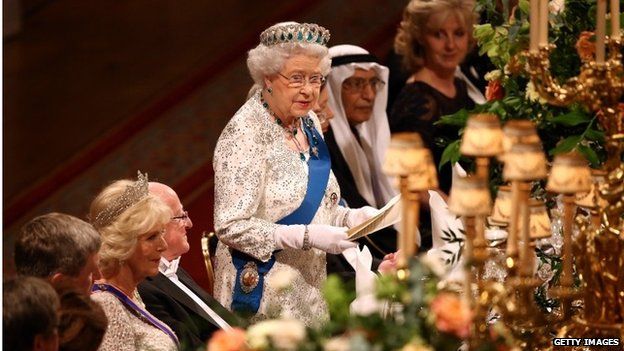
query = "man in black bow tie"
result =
(138, 182, 243, 351)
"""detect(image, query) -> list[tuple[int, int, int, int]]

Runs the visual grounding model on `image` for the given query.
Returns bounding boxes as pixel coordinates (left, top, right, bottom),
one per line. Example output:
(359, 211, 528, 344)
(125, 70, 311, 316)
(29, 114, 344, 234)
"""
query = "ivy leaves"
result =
(546, 109, 604, 166)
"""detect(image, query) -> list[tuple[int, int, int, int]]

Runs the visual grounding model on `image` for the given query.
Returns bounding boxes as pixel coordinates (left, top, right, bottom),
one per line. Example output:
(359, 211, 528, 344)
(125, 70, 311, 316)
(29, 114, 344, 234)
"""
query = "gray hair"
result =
(15, 212, 102, 277)
(247, 42, 331, 89)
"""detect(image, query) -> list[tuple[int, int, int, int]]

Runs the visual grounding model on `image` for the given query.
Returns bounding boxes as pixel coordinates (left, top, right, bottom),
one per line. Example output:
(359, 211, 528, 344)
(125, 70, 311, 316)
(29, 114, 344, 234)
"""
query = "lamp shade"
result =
(546, 151, 592, 194)
(503, 142, 548, 181)
(488, 185, 512, 226)
(460, 113, 504, 157)
(406, 152, 439, 191)
(522, 198, 552, 240)
(574, 169, 608, 209)
(502, 119, 541, 153)
(448, 176, 492, 217)
(383, 133, 429, 177)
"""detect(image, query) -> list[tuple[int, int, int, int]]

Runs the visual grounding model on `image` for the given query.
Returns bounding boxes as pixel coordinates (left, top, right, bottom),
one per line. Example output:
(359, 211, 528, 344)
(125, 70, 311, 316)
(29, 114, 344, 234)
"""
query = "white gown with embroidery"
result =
(212, 93, 350, 326)
(91, 290, 178, 351)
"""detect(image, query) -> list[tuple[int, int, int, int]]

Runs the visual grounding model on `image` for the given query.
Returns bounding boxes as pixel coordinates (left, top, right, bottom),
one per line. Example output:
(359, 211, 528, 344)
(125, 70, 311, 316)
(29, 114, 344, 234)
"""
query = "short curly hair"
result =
(89, 179, 171, 278)
(394, 0, 478, 73)
(247, 22, 331, 91)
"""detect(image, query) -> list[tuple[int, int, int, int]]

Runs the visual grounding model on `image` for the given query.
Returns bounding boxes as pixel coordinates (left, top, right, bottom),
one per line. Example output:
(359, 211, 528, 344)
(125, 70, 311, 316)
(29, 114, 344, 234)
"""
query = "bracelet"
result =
(302, 225, 312, 251)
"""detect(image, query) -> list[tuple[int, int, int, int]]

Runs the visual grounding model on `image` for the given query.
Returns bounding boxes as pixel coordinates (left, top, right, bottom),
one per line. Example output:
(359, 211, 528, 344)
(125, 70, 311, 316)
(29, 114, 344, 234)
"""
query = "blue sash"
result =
(231, 116, 331, 315)
(92, 283, 179, 346)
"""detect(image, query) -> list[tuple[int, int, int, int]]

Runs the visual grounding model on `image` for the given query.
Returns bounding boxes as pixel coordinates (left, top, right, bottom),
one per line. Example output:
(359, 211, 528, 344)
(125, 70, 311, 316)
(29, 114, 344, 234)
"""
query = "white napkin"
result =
(342, 246, 383, 316)
(485, 228, 508, 242)
(427, 178, 466, 279)
(429, 190, 465, 249)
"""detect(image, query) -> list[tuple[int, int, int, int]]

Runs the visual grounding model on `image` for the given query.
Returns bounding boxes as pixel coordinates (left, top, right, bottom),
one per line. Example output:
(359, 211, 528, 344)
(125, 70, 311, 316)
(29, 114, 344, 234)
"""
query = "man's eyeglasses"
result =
(278, 72, 325, 88)
(342, 77, 385, 93)
(171, 211, 191, 225)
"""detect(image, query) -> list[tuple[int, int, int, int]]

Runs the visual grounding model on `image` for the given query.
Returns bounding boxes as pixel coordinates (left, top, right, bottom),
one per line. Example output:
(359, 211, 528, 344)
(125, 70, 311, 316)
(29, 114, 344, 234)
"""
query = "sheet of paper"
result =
(347, 194, 402, 241)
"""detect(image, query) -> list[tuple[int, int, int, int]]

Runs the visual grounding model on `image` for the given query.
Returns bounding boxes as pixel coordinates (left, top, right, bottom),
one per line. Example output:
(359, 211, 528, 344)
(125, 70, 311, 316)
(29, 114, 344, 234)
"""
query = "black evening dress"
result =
(389, 78, 475, 194)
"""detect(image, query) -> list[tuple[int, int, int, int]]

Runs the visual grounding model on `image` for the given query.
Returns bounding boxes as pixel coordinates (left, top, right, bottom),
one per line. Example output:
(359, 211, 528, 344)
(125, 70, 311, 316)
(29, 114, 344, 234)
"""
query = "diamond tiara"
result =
(93, 171, 150, 228)
(260, 23, 330, 47)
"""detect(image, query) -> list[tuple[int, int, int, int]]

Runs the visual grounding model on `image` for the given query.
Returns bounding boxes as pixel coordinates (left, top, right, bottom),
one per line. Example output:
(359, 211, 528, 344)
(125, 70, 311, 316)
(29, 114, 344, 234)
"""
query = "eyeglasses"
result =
(316, 112, 328, 124)
(342, 77, 385, 93)
(278, 72, 326, 88)
(171, 211, 191, 225)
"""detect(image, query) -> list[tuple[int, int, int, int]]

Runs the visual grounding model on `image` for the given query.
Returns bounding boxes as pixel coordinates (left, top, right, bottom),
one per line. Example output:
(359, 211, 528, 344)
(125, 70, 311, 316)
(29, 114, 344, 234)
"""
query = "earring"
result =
(267, 87, 273, 95)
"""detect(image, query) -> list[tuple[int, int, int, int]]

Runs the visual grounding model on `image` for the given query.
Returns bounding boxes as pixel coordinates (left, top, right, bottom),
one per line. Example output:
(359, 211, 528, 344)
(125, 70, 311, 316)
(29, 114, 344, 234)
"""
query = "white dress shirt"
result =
(159, 257, 232, 330)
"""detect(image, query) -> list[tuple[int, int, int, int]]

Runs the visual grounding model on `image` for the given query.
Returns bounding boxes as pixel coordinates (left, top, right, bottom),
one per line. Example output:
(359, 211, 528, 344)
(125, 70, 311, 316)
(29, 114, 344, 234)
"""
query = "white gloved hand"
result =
(346, 206, 379, 228)
(273, 224, 356, 254)
(274, 224, 305, 250)
(307, 224, 356, 254)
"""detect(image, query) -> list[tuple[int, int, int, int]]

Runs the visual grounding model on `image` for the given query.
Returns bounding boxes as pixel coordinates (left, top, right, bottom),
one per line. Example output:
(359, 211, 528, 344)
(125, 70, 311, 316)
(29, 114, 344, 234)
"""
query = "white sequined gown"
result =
(213, 92, 350, 326)
(92, 290, 178, 351)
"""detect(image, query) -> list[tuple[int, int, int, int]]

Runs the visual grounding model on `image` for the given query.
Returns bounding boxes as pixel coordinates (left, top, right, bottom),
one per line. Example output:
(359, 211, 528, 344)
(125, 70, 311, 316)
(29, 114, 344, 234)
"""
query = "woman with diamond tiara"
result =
(89, 172, 179, 351)
(212, 22, 394, 325)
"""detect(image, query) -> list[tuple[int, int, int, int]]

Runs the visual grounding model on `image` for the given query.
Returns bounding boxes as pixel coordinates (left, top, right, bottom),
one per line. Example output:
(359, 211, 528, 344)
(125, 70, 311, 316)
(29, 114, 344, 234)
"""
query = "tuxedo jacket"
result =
(138, 268, 244, 351)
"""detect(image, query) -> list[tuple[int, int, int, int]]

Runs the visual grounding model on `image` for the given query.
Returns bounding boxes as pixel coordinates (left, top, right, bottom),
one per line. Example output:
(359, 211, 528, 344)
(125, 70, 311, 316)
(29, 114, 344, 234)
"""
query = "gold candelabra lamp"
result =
(383, 132, 437, 278)
(448, 175, 492, 347)
(525, 0, 624, 347)
(546, 152, 592, 322)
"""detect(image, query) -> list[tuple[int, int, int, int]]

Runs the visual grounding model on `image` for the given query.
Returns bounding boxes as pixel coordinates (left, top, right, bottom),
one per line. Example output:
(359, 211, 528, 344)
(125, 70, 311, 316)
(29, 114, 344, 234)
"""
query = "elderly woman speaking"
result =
(213, 22, 380, 326)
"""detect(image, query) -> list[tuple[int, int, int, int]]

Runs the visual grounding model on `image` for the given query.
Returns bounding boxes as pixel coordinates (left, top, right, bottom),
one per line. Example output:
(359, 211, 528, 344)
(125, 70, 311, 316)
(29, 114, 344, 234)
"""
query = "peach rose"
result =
(576, 31, 595, 62)
(430, 292, 473, 339)
(207, 328, 247, 351)
(485, 80, 504, 101)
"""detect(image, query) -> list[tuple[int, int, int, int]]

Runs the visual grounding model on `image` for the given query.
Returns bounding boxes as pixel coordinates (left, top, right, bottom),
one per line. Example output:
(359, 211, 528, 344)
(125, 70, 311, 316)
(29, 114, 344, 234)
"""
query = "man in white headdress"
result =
(324, 44, 399, 259)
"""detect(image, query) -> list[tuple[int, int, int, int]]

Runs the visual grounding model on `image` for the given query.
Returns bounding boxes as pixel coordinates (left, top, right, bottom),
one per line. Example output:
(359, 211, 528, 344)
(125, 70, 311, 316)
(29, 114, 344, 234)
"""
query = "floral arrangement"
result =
(435, 0, 605, 317)
(206, 258, 515, 351)
(438, 0, 609, 172)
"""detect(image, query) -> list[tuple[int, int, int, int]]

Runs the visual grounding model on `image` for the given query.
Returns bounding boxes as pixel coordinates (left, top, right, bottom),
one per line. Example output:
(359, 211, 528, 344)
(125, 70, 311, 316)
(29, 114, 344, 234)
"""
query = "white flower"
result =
(420, 254, 447, 277)
(525, 81, 547, 104)
(401, 342, 434, 351)
(537, 262, 555, 282)
(246, 319, 306, 350)
(267, 268, 297, 291)
(549, 0, 565, 14)
(484, 69, 503, 82)
(350, 293, 383, 316)
(324, 336, 351, 351)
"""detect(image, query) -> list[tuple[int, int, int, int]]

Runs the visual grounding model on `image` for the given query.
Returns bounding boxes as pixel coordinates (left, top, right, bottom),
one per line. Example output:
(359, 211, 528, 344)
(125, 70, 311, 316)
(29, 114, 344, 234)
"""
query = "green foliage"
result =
(314, 259, 509, 351)
(436, 0, 609, 173)
(534, 247, 563, 312)
(322, 275, 355, 329)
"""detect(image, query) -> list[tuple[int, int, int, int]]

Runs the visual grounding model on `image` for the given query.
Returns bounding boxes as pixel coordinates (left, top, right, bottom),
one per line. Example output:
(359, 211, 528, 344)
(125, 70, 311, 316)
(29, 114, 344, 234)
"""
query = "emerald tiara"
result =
(260, 23, 330, 47)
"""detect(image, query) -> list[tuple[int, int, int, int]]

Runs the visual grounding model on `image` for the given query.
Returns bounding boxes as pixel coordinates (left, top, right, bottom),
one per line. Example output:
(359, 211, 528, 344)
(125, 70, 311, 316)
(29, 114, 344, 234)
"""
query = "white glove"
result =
(307, 224, 356, 254)
(273, 224, 356, 254)
(346, 206, 379, 228)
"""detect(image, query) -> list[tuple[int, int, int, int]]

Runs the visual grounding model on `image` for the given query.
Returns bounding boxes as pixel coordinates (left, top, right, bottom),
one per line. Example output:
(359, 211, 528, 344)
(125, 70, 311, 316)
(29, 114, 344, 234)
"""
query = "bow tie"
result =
(160, 257, 180, 278)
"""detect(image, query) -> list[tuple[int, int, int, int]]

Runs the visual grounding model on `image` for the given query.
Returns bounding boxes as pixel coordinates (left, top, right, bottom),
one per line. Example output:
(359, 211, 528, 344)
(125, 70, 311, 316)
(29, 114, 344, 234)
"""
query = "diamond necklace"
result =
(261, 94, 307, 161)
